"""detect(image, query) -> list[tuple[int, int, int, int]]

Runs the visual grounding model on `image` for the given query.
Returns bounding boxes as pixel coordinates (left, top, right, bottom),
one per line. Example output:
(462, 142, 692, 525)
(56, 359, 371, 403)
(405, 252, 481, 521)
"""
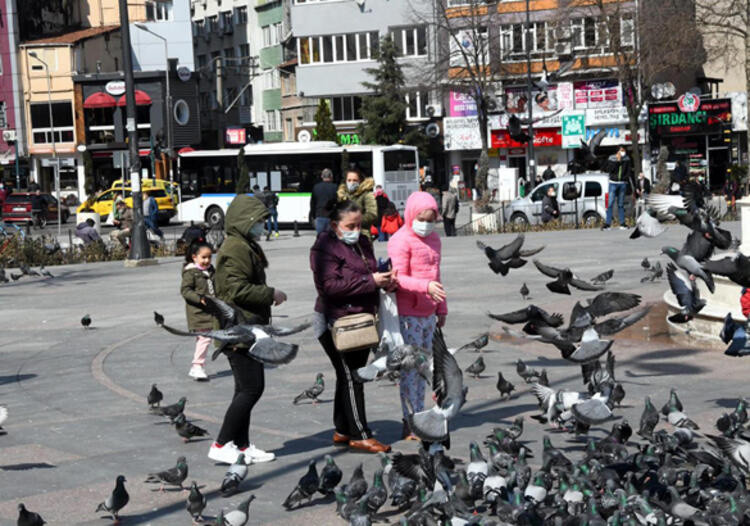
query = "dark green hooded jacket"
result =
(214, 195, 273, 332)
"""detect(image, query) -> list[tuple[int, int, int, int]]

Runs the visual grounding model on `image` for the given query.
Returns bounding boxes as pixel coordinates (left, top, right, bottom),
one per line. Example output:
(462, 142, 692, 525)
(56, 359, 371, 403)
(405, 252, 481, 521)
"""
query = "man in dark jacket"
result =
(541, 185, 559, 223)
(75, 218, 101, 245)
(310, 168, 337, 234)
(542, 165, 556, 181)
(30, 189, 46, 228)
(261, 186, 279, 238)
(603, 146, 633, 230)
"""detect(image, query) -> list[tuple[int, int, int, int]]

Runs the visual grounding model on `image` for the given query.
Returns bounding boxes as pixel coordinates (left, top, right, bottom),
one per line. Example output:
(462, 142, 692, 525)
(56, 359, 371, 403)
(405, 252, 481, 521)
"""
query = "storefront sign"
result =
(105, 80, 126, 96)
(506, 85, 559, 116)
(561, 112, 586, 149)
(443, 116, 500, 151)
(574, 80, 621, 109)
(648, 98, 731, 136)
(490, 128, 562, 149)
(225, 127, 246, 145)
(449, 91, 477, 117)
(338, 133, 361, 145)
(557, 82, 575, 110)
(586, 106, 630, 126)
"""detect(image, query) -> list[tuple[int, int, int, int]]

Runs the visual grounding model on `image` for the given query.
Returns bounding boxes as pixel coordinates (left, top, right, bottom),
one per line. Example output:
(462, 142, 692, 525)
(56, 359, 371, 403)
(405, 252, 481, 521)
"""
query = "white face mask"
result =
(346, 181, 360, 192)
(412, 220, 434, 237)
(249, 222, 265, 239)
(338, 228, 360, 245)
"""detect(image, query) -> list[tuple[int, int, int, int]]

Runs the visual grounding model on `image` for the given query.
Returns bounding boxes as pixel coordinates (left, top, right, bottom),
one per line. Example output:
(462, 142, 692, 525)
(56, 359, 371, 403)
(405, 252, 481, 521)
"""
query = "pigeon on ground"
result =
(533, 259, 604, 295)
(147, 384, 163, 408)
(456, 333, 489, 353)
(0, 267, 7, 284)
(186, 481, 206, 524)
(39, 265, 53, 278)
(590, 269, 614, 285)
(17, 503, 45, 526)
(95, 475, 129, 522)
(221, 453, 248, 496)
(476, 234, 544, 276)
(360, 468, 388, 515)
(638, 396, 660, 438)
(283, 460, 318, 509)
(641, 257, 651, 270)
(172, 413, 210, 442)
(10, 272, 21, 281)
(152, 397, 187, 420)
(293, 373, 325, 405)
(496, 372, 515, 399)
(641, 261, 663, 282)
(224, 495, 254, 526)
(81, 314, 91, 329)
(520, 282, 529, 300)
(343, 463, 368, 502)
(666, 404, 699, 430)
(666, 263, 706, 323)
(709, 435, 750, 473)
(661, 388, 684, 416)
(144, 456, 189, 491)
(703, 252, 750, 288)
(662, 246, 715, 293)
(516, 359, 543, 383)
(465, 356, 485, 378)
(318, 454, 343, 495)
(630, 209, 668, 239)
(20, 263, 39, 276)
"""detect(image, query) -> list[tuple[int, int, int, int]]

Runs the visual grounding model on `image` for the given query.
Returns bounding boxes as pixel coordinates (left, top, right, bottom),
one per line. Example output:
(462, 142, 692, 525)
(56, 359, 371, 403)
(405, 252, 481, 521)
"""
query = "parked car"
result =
(503, 172, 623, 228)
(2, 192, 69, 227)
(77, 187, 176, 225)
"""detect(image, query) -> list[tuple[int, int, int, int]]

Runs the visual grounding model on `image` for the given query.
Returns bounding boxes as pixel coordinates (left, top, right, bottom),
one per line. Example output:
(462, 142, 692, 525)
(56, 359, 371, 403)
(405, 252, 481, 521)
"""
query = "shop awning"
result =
(83, 92, 116, 109)
(177, 146, 195, 155)
(116, 90, 152, 107)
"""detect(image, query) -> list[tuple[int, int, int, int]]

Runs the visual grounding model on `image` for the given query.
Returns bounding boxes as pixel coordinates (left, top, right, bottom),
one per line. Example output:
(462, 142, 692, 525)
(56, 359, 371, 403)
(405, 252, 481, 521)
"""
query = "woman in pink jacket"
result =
(387, 191, 447, 440)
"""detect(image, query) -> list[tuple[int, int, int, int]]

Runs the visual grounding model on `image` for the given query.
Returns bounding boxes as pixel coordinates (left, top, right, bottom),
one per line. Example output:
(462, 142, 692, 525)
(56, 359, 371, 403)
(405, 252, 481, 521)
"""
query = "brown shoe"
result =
(349, 438, 391, 453)
(333, 431, 350, 444)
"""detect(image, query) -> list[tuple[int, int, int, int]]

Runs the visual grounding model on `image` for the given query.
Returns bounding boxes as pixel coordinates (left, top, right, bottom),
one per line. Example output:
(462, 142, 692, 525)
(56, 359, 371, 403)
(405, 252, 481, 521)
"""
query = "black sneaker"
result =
(720, 312, 736, 344)
(601, 225, 610, 231)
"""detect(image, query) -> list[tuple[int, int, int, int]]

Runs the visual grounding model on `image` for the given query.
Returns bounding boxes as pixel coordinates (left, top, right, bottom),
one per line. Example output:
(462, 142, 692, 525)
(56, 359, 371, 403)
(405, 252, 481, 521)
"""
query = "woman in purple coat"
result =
(310, 200, 396, 454)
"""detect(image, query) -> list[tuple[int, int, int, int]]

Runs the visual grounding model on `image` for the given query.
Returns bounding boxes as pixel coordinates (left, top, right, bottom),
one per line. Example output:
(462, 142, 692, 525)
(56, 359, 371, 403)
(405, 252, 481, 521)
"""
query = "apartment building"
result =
(0, 0, 27, 184)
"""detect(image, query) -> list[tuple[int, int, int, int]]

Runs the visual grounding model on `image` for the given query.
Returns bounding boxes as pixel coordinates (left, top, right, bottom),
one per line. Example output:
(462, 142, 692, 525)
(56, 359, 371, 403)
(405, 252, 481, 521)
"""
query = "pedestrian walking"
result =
(379, 202, 403, 241)
(75, 218, 101, 245)
(143, 190, 164, 240)
(541, 185, 560, 224)
(634, 172, 651, 218)
(180, 241, 216, 382)
(337, 168, 377, 235)
(310, 168, 338, 234)
(441, 187, 459, 237)
(110, 200, 133, 249)
(262, 186, 279, 238)
(310, 200, 395, 453)
(602, 146, 633, 230)
(208, 194, 287, 465)
(388, 191, 447, 440)
(542, 165, 556, 181)
(30, 189, 46, 228)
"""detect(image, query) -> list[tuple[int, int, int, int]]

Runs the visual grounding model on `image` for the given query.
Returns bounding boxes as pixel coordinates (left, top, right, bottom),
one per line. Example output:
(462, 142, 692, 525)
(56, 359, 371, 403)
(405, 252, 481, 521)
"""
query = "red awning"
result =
(177, 146, 195, 155)
(83, 92, 116, 109)
(116, 90, 152, 107)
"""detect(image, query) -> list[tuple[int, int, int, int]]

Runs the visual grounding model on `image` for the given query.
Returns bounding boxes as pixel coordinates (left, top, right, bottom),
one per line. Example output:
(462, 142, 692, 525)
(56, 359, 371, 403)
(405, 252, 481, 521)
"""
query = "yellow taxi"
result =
(77, 185, 176, 224)
(110, 178, 179, 205)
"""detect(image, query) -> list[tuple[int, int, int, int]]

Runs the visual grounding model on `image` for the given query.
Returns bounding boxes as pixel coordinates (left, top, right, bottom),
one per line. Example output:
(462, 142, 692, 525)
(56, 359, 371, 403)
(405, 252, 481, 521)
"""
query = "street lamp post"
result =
(133, 23, 172, 186)
(524, 0, 536, 184)
(28, 51, 61, 237)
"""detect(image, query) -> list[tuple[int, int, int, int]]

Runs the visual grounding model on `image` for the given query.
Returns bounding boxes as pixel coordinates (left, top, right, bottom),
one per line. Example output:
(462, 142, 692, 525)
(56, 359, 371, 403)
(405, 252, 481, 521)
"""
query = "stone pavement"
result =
(0, 223, 746, 525)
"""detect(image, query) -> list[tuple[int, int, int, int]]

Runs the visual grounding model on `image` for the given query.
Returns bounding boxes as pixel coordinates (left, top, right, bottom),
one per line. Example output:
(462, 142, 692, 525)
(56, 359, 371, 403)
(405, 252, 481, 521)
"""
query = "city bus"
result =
(176, 142, 419, 227)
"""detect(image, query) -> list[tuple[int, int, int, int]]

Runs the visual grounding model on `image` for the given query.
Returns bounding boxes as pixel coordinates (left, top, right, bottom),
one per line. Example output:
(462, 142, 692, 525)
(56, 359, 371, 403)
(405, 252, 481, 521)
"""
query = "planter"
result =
(76, 211, 102, 234)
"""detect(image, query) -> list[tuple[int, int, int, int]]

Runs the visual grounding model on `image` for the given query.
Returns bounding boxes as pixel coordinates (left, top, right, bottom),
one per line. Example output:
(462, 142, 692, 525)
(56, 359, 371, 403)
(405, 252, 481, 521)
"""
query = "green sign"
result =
(562, 112, 586, 149)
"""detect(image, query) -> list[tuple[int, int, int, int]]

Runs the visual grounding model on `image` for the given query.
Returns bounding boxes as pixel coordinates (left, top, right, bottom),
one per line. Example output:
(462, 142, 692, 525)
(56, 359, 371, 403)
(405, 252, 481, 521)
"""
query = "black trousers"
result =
(319, 330, 372, 440)
(216, 351, 265, 449)
(444, 218, 456, 237)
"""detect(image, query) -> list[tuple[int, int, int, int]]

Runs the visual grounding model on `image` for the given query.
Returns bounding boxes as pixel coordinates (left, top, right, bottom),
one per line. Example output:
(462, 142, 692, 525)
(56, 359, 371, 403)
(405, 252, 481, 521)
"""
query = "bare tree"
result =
(695, 0, 749, 94)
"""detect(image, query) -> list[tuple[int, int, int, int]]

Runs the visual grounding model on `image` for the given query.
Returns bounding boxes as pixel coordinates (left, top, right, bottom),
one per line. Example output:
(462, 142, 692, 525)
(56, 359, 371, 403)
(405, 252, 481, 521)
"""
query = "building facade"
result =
(0, 0, 28, 185)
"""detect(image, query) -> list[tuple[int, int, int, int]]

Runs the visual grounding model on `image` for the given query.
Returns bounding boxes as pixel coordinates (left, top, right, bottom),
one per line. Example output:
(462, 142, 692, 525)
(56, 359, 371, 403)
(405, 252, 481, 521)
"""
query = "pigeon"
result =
(703, 252, 750, 288)
(531, 383, 612, 426)
(709, 435, 750, 473)
(95, 475, 129, 522)
(641, 257, 651, 270)
(154, 304, 308, 364)
(221, 453, 248, 496)
(660, 388, 684, 417)
(568, 292, 642, 330)
(465, 356, 485, 378)
(283, 460, 319, 509)
(406, 328, 465, 442)
(360, 468, 388, 515)
(467, 441, 489, 498)
(641, 261, 663, 282)
(630, 209, 668, 239)
(144, 456, 189, 491)
(533, 259, 604, 294)
(516, 359, 543, 383)
(172, 413, 210, 442)
(638, 396, 660, 438)
(224, 495, 254, 526)
(568, 129, 607, 173)
(343, 463, 368, 502)
(81, 314, 91, 329)
(666, 404, 699, 430)
(496, 372, 515, 398)
(186, 481, 207, 524)
(17, 503, 45, 526)
(356, 343, 431, 382)
(20, 263, 39, 276)
(10, 272, 21, 281)
(293, 372, 325, 405)
(456, 333, 490, 353)
(39, 265, 53, 278)
(590, 269, 614, 285)
(662, 246, 715, 293)
(476, 235, 544, 275)
(152, 396, 187, 419)
(0, 267, 7, 284)
(213, 510, 226, 526)
(318, 454, 343, 495)
(488, 305, 564, 329)
(147, 384, 163, 408)
(666, 263, 706, 323)
(520, 282, 529, 300)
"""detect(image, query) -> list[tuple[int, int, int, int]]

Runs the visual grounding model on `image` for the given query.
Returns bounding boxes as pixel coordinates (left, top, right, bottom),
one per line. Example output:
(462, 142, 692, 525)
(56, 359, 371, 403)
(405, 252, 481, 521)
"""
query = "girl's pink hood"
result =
(403, 191, 439, 231)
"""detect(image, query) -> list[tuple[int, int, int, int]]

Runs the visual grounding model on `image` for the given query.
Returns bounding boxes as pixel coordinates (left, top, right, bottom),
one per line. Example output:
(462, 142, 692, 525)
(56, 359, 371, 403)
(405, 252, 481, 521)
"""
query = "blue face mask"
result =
(338, 229, 361, 245)
(249, 222, 265, 239)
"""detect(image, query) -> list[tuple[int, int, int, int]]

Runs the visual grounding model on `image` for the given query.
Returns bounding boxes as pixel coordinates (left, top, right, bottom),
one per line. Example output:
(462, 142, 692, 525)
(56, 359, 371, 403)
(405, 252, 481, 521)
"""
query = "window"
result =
(173, 99, 190, 126)
(263, 69, 280, 89)
(145, 0, 172, 21)
(570, 18, 585, 49)
(584, 181, 602, 197)
(262, 22, 282, 47)
(265, 109, 281, 131)
(531, 183, 558, 202)
(501, 22, 550, 57)
(330, 96, 362, 121)
(197, 54, 207, 70)
(238, 43, 250, 62)
(405, 90, 429, 120)
(285, 118, 293, 140)
(234, 6, 247, 25)
(193, 20, 204, 37)
(584, 17, 597, 47)
(206, 16, 217, 33)
(571, 17, 600, 49)
(224, 47, 234, 60)
(30, 101, 74, 144)
(0, 103, 7, 128)
(391, 26, 427, 57)
(449, 27, 488, 67)
(620, 14, 635, 46)
(297, 31, 379, 65)
(220, 11, 233, 32)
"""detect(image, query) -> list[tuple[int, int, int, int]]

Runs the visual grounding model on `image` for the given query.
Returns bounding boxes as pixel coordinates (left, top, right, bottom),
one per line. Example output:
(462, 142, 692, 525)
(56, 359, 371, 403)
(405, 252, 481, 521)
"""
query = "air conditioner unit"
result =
(426, 104, 442, 118)
(2, 130, 16, 142)
(554, 41, 572, 57)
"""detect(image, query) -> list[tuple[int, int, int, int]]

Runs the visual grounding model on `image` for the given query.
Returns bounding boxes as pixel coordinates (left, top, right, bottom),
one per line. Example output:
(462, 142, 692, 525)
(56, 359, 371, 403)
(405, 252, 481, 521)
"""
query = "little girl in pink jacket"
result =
(388, 191, 447, 440)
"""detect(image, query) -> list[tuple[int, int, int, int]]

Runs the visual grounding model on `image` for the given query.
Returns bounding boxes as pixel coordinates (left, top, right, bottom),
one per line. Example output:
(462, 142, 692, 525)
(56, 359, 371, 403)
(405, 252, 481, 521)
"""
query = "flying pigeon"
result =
(666, 263, 705, 323)
(630, 209, 668, 239)
(476, 235, 544, 275)
(590, 269, 614, 285)
(144, 456, 189, 491)
(662, 246, 714, 293)
(95, 475, 129, 522)
(221, 453, 248, 496)
(533, 259, 604, 295)
(703, 252, 750, 288)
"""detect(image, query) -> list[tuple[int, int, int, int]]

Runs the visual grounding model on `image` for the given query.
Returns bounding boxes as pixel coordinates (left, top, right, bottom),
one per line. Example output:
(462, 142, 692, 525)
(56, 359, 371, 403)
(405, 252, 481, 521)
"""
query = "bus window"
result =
(384, 150, 417, 172)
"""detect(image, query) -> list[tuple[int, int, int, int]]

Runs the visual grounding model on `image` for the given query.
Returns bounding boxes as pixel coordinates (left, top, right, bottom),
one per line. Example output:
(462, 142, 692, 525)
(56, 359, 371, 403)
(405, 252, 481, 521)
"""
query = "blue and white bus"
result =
(177, 142, 420, 227)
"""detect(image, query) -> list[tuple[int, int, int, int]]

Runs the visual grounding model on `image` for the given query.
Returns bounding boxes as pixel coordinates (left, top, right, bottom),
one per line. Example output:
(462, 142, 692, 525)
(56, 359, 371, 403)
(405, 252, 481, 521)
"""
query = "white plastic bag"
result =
(378, 290, 404, 348)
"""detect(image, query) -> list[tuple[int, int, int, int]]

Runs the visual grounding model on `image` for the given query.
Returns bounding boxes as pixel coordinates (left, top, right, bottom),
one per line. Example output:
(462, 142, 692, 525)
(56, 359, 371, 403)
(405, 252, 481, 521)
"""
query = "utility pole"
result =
(524, 0, 536, 183)
(216, 57, 223, 148)
(119, 0, 150, 261)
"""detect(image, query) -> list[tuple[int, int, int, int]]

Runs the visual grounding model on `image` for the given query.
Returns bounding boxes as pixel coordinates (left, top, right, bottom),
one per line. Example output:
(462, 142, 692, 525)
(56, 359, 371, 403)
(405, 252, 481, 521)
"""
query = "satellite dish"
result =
(651, 84, 665, 100)
(425, 122, 440, 138)
(663, 82, 676, 97)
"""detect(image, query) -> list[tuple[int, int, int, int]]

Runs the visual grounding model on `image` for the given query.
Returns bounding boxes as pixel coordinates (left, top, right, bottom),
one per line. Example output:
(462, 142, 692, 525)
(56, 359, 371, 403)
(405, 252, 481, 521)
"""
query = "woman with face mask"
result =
(309, 200, 396, 453)
(336, 168, 378, 236)
(541, 185, 559, 224)
(387, 191, 447, 440)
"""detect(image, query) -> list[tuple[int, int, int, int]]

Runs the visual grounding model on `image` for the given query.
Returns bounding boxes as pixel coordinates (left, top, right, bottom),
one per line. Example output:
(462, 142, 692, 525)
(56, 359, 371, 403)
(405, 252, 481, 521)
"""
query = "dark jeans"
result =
(266, 208, 279, 233)
(145, 217, 163, 237)
(319, 330, 372, 440)
(605, 182, 626, 226)
(216, 351, 265, 448)
(315, 217, 330, 235)
(444, 218, 456, 237)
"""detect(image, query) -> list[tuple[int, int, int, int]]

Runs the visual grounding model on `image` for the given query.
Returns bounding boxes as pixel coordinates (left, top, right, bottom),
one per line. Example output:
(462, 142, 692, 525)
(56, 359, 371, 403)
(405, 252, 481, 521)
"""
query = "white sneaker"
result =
(618, 226, 628, 231)
(208, 442, 239, 464)
(189, 365, 209, 381)
(242, 444, 275, 463)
